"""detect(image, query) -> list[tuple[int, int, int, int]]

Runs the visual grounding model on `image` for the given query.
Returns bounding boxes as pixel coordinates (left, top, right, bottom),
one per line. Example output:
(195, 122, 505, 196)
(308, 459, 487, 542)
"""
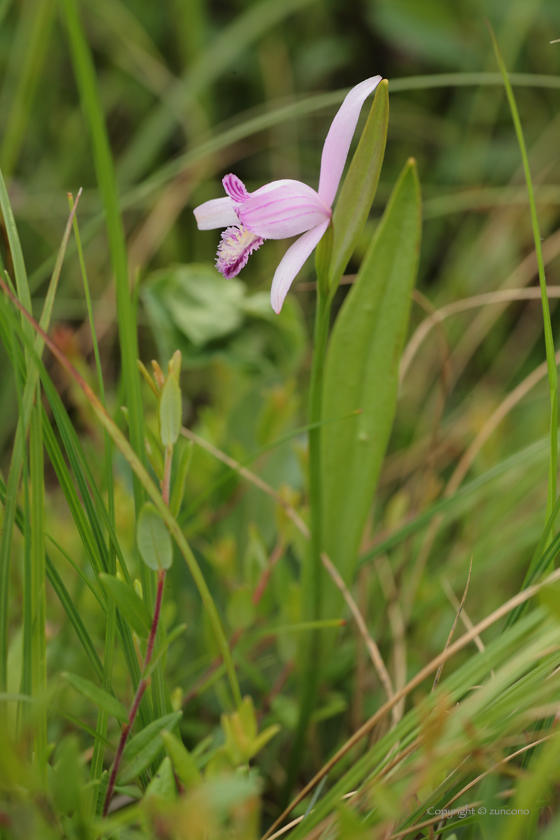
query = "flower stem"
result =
(102, 566, 166, 817)
(284, 283, 331, 800)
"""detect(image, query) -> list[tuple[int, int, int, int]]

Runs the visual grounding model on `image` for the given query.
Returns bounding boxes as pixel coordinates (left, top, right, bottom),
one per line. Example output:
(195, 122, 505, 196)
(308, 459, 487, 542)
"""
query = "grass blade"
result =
(489, 26, 558, 538)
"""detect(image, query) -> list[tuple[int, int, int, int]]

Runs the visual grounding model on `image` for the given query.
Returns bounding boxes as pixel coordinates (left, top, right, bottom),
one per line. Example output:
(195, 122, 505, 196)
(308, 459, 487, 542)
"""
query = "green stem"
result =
(490, 28, 558, 538)
(284, 283, 331, 800)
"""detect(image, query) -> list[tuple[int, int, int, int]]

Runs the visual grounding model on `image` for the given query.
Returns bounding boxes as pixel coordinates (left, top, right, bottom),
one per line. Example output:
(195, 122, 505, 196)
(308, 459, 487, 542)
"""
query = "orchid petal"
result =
(239, 180, 331, 239)
(223, 173, 251, 203)
(317, 75, 382, 208)
(270, 219, 330, 314)
(194, 197, 239, 230)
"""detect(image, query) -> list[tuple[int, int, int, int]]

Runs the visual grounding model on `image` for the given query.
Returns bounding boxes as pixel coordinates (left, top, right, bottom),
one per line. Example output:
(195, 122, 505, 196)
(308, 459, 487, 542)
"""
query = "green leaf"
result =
(170, 440, 193, 518)
(226, 587, 255, 631)
(63, 672, 129, 724)
(99, 574, 152, 638)
(160, 730, 201, 790)
(321, 159, 422, 607)
(327, 79, 389, 289)
(159, 372, 182, 447)
(144, 421, 165, 479)
(161, 264, 245, 346)
(119, 711, 182, 785)
(137, 502, 173, 571)
(51, 736, 83, 815)
(144, 756, 177, 802)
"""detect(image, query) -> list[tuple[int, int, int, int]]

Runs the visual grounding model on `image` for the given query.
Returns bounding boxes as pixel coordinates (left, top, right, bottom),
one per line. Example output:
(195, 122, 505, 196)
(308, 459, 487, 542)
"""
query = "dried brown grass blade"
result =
(432, 557, 472, 691)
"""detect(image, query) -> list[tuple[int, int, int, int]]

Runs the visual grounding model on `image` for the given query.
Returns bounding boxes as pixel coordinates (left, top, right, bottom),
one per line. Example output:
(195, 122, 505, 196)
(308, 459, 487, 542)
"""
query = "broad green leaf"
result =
(161, 264, 245, 346)
(99, 574, 152, 638)
(144, 756, 177, 801)
(159, 372, 182, 446)
(63, 672, 128, 724)
(321, 159, 422, 609)
(137, 502, 173, 570)
(142, 267, 306, 372)
(119, 711, 182, 785)
(160, 730, 201, 789)
(327, 79, 389, 289)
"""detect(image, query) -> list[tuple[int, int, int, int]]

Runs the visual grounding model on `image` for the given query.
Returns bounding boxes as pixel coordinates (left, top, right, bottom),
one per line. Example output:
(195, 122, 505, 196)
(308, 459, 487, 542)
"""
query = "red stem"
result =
(102, 567, 166, 817)
(161, 444, 172, 507)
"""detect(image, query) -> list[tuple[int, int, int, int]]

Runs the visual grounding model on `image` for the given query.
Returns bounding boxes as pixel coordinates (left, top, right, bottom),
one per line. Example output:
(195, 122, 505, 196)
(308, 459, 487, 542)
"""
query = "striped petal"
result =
(238, 180, 331, 240)
(318, 75, 382, 208)
(194, 197, 239, 230)
(270, 220, 331, 313)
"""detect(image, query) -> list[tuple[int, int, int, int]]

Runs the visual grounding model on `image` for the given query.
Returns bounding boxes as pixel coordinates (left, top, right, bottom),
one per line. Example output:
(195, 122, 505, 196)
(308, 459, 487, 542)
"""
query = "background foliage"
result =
(1, 0, 560, 837)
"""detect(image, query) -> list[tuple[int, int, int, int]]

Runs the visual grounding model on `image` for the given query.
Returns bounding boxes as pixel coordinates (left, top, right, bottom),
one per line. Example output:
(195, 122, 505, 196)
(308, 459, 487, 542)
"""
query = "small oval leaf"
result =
(137, 502, 173, 571)
(159, 372, 182, 446)
(63, 672, 128, 724)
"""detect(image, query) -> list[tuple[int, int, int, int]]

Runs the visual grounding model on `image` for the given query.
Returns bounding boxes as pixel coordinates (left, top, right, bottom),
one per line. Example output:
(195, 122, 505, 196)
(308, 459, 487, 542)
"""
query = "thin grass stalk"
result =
(0, 0, 55, 177)
(0, 169, 31, 699)
(489, 27, 558, 537)
(29, 390, 47, 785)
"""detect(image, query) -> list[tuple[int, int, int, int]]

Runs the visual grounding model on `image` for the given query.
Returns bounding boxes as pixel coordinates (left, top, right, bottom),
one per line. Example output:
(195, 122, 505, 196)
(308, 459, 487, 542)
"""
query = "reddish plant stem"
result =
(102, 567, 166, 817)
(161, 444, 172, 507)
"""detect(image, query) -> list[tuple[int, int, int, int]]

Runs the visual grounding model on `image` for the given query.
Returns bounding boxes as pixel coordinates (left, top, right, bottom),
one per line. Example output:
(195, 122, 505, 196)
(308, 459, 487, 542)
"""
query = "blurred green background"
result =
(1, 0, 560, 810)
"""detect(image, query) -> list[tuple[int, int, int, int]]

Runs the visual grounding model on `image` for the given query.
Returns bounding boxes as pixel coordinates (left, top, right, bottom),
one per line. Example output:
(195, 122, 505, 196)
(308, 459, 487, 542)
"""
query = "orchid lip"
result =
(216, 225, 264, 279)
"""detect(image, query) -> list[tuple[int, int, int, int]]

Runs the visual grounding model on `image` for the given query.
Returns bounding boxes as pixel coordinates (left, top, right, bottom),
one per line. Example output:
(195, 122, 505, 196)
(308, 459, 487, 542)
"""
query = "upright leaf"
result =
(327, 79, 389, 290)
(119, 711, 182, 785)
(137, 503, 173, 571)
(160, 730, 201, 790)
(63, 672, 128, 724)
(159, 372, 182, 447)
(321, 159, 422, 610)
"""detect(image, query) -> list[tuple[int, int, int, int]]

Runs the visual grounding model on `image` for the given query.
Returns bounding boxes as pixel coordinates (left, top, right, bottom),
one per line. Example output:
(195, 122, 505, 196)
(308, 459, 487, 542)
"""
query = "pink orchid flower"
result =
(194, 76, 382, 314)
